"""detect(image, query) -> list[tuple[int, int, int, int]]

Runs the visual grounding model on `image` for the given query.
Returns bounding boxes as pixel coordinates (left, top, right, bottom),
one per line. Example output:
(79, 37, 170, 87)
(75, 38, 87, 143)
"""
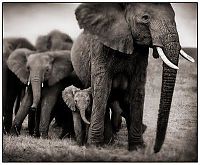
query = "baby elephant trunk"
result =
(79, 107, 90, 125)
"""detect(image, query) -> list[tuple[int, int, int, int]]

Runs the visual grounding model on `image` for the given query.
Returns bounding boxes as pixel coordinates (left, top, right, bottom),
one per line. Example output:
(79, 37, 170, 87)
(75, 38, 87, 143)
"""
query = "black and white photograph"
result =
(2, 1, 197, 162)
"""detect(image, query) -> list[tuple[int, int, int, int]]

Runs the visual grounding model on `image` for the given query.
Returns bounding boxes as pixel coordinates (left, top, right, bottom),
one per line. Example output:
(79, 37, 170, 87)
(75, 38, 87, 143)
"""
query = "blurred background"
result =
(3, 3, 197, 48)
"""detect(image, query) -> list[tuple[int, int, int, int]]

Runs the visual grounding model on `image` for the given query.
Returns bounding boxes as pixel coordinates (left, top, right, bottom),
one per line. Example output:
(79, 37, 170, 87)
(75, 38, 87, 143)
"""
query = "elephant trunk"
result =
(30, 73, 42, 111)
(79, 107, 90, 125)
(154, 37, 180, 153)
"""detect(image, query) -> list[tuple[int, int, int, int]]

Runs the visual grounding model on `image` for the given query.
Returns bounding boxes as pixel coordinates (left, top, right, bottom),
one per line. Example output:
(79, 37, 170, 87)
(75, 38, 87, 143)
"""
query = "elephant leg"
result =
(14, 95, 20, 115)
(110, 101, 122, 134)
(54, 109, 63, 127)
(121, 101, 147, 135)
(87, 68, 112, 145)
(4, 85, 18, 133)
(39, 86, 59, 138)
(4, 71, 24, 133)
(12, 87, 32, 135)
(128, 89, 146, 151)
(104, 108, 114, 144)
(60, 109, 75, 139)
(84, 124, 89, 144)
(13, 95, 22, 132)
(28, 110, 35, 136)
(14, 88, 25, 115)
(4, 94, 16, 133)
(128, 74, 148, 150)
(33, 108, 41, 137)
(123, 54, 148, 151)
(72, 112, 83, 145)
(3, 67, 9, 134)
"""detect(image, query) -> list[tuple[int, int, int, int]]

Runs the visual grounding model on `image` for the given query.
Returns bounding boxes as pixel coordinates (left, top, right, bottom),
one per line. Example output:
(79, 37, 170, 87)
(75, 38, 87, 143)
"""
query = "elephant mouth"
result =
(152, 45, 195, 70)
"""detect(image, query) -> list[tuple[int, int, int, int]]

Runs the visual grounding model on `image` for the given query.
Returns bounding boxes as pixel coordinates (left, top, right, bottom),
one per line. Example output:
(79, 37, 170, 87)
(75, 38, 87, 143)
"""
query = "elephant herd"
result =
(3, 3, 194, 153)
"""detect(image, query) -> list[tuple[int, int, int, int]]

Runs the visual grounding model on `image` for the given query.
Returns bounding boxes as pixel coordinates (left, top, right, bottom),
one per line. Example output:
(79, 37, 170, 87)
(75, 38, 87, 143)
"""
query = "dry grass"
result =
(3, 48, 197, 162)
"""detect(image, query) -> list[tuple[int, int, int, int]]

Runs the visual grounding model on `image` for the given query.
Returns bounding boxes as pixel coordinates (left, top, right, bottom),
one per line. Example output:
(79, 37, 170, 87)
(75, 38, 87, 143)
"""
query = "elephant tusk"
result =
(180, 49, 195, 63)
(25, 76, 31, 93)
(156, 47, 179, 70)
(27, 76, 30, 86)
(42, 83, 44, 88)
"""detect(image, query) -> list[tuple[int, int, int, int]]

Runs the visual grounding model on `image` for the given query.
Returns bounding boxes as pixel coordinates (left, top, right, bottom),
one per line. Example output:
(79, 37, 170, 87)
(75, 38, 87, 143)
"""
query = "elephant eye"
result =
(46, 67, 49, 72)
(27, 65, 30, 71)
(141, 14, 150, 23)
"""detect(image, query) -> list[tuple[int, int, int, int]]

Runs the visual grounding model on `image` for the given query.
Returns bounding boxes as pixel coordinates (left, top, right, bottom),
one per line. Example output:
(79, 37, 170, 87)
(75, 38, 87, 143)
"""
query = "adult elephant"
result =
(35, 30, 73, 52)
(71, 3, 194, 153)
(3, 37, 35, 134)
(7, 48, 74, 137)
(35, 30, 74, 132)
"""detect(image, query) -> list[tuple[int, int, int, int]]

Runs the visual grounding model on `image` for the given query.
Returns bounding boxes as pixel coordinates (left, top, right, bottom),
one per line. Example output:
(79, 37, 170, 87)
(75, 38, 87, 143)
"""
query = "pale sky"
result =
(3, 3, 197, 47)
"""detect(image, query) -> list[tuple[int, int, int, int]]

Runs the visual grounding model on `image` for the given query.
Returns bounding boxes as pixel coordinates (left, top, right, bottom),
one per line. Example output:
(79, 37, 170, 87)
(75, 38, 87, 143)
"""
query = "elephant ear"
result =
(62, 85, 80, 111)
(48, 50, 74, 86)
(75, 3, 134, 54)
(7, 48, 34, 84)
(83, 87, 92, 95)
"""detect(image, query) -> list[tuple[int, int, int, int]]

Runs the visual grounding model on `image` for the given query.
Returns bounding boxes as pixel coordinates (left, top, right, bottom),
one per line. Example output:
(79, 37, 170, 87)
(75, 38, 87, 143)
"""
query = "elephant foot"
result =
(87, 139, 104, 147)
(128, 142, 146, 151)
(40, 132, 48, 139)
(85, 142, 102, 149)
(77, 140, 84, 146)
(33, 131, 40, 138)
(29, 131, 34, 136)
(10, 125, 21, 136)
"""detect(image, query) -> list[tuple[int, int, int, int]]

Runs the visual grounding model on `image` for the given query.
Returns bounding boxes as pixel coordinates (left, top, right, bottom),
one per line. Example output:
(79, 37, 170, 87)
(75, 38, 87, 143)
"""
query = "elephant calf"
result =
(62, 86, 92, 145)
(62, 85, 124, 145)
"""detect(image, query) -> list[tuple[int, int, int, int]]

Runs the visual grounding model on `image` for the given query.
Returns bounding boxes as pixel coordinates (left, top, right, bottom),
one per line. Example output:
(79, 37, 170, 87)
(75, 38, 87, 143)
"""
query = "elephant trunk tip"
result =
(154, 144, 161, 153)
(82, 117, 90, 125)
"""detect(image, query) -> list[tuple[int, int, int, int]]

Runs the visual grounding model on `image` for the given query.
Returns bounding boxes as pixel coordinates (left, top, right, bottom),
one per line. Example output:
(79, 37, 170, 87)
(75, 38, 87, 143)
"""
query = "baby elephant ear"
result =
(75, 3, 134, 54)
(62, 85, 80, 112)
(84, 87, 92, 95)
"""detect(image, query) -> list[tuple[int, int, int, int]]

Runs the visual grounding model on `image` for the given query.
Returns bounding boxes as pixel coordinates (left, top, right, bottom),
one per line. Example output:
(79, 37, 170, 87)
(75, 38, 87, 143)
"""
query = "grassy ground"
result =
(3, 48, 197, 162)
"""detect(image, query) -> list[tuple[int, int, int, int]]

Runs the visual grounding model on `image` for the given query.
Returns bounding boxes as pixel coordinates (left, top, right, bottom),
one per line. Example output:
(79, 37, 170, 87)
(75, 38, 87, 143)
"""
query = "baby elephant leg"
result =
(72, 111, 84, 145)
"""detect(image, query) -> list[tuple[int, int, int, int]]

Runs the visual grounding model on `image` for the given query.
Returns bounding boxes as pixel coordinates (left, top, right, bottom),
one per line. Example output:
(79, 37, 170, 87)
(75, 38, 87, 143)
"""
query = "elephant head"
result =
(7, 48, 73, 111)
(62, 85, 92, 125)
(75, 3, 195, 152)
(35, 30, 73, 52)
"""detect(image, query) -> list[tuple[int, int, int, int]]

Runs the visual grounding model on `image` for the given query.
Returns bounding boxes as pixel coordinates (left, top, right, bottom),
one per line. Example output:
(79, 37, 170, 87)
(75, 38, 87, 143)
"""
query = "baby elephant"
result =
(62, 85, 123, 145)
(62, 85, 92, 145)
